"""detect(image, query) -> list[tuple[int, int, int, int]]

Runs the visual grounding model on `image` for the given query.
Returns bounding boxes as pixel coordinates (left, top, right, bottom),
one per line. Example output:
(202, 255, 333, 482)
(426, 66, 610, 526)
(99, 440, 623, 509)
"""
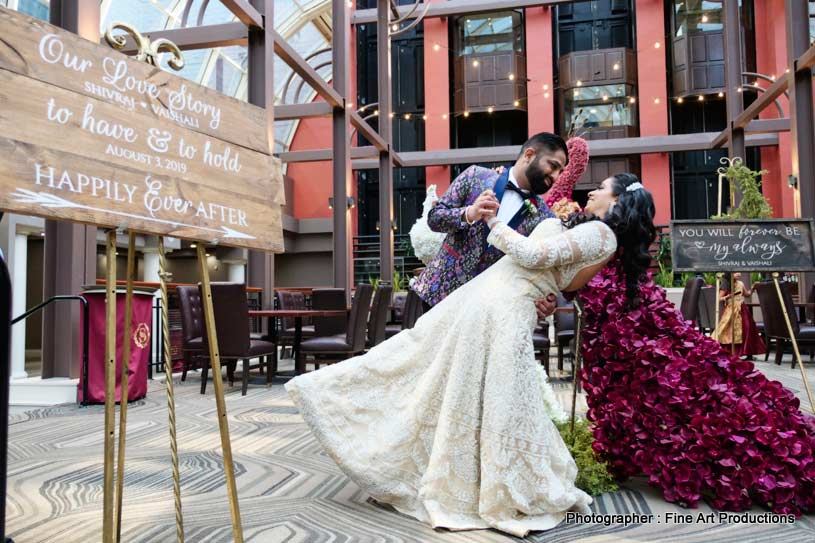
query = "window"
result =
(564, 84, 636, 132)
(810, 1, 815, 44)
(557, 0, 633, 55)
(456, 11, 523, 56)
(674, 0, 724, 37)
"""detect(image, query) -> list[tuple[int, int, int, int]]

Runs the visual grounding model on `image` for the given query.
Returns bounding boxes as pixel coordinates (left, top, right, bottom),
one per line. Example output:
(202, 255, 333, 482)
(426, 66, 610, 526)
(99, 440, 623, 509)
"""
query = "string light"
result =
(736, 87, 742, 93)
(544, 92, 550, 99)
(422, 114, 427, 120)
(472, 60, 480, 67)
(463, 111, 470, 118)
(629, 97, 636, 104)
(389, 112, 394, 118)
(508, 73, 515, 81)
(442, 113, 448, 120)
(654, 41, 661, 49)
(543, 84, 549, 91)
(770, 74, 776, 81)
(602, 95, 609, 101)
(391, 23, 398, 32)
(701, 15, 709, 23)
(718, 91, 724, 97)
(654, 97, 661, 104)
(513, 100, 520, 107)
(403, 113, 411, 120)
(373, 109, 379, 116)
(576, 80, 583, 87)
(785, 68, 791, 73)
(698, 95, 705, 101)
(612, 63, 620, 70)
(677, 97, 684, 103)
(433, 43, 441, 52)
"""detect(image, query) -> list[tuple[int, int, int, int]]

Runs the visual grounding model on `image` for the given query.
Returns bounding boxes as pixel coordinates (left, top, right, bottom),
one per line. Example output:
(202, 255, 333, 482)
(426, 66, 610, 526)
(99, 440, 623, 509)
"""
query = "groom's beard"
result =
(526, 161, 554, 194)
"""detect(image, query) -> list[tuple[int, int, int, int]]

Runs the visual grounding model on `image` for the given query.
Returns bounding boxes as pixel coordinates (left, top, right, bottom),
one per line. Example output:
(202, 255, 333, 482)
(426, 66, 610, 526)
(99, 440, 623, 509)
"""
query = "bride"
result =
(286, 175, 655, 536)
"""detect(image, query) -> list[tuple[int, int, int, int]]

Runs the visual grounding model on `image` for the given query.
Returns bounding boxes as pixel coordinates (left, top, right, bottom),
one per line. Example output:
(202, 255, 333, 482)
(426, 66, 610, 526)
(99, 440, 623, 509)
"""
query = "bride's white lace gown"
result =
(285, 218, 617, 536)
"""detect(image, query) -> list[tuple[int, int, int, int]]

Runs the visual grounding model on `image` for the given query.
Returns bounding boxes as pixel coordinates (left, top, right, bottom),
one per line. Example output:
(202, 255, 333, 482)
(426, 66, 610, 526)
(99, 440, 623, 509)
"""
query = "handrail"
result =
(12, 295, 90, 406)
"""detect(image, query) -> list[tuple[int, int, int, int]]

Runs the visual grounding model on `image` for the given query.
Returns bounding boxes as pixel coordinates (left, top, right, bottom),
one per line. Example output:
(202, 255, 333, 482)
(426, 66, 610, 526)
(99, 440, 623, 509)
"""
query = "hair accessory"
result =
(626, 182, 644, 193)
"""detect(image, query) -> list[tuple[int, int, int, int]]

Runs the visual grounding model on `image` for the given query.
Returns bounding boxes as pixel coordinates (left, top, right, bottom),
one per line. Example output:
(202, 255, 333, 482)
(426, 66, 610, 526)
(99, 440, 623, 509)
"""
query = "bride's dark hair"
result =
(563, 173, 656, 305)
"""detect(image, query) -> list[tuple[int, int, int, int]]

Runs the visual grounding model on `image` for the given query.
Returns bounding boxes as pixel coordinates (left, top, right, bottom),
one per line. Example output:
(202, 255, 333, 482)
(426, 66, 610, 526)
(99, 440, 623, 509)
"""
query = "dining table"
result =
(249, 309, 348, 376)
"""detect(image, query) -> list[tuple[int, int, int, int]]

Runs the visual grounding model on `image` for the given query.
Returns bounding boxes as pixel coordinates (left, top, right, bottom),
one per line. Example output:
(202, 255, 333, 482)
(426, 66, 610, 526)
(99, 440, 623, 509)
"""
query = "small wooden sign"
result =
(670, 219, 815, 272)
(0, 7, 283, 252)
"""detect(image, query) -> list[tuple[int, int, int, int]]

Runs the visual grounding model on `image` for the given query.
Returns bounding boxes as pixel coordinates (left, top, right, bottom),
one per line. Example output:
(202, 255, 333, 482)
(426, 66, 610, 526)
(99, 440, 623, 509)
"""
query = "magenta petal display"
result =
(578, 260, 815, 516)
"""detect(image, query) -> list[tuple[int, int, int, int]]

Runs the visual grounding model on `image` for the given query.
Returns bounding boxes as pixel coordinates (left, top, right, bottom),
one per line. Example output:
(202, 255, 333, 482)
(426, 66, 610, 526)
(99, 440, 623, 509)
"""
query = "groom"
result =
(412, 132, 569, 315)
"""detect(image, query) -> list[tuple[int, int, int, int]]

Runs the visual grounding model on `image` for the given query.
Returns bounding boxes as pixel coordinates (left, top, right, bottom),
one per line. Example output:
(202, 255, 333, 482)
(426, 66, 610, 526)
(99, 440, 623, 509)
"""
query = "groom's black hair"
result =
(519, 132, 569, 166)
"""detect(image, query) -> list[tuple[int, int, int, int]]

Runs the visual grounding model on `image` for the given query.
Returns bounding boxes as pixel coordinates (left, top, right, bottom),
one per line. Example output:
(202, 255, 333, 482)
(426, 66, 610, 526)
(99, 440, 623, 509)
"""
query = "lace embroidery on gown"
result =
(286, 219, 617, 537)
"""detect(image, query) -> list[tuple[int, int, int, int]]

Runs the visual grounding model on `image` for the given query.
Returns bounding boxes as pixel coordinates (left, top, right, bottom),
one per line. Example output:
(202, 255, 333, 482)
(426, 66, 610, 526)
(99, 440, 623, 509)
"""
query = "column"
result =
(222, 248, 248, 283)
(377, 0, 394, 283)
(11, 233, 28, 380)
(142, 237, 160, 283)
(526, 6, 556, 134)
(635, 0, 671, 225)
(423, 0, 452, 193)
(247, 0, 276, 308)
(723, 0, 746, 161)
(41, 0, 100, 380)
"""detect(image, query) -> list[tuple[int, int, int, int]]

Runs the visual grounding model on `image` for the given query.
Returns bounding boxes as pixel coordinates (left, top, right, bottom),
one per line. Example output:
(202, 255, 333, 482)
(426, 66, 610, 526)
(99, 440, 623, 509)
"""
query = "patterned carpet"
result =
(5, 356, 815, 542)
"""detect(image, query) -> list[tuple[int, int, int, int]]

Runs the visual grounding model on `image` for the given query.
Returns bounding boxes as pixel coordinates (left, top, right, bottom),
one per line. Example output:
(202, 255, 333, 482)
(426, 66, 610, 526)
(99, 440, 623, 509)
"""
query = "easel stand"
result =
(99, 233, 243, 543)
(771, 272, 815, 413)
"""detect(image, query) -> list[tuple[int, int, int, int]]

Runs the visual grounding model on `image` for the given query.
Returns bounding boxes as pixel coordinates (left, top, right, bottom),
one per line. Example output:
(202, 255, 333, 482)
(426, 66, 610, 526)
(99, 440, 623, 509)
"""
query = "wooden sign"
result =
(0, 7, 283, 252)
(670, 219, 815, 272)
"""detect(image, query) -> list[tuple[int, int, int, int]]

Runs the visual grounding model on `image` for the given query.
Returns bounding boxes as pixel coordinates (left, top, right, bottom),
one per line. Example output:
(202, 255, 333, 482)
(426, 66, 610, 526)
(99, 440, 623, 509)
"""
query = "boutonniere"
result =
(523, 196, 540, 217)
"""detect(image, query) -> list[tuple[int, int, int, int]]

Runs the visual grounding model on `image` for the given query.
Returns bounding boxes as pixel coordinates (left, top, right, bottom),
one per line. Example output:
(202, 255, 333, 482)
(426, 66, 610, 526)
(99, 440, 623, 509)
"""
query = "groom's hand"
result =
(465, 190, 500, 223)
(534, 294, 557, 319)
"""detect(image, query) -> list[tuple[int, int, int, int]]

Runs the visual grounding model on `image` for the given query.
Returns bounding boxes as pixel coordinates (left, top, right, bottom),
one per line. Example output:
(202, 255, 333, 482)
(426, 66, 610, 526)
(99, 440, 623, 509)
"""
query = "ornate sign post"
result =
(0, 7, 285, 542)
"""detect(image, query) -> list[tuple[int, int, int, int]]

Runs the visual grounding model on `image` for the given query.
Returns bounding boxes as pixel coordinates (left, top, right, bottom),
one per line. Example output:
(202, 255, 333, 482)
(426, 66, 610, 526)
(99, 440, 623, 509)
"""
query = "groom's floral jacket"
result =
(411, 137, 589, 308)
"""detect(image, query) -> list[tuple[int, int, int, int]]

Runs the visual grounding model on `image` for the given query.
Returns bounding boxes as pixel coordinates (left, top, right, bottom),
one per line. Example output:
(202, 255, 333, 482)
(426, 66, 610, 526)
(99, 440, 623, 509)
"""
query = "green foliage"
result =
(556, 419, 619, 496)
(654, 262, 674, 288)
(751, 272, 764, 284)
(677, 272, 695, 288)
(703, 272, 718, 286)
(392, 270, 406, 292)
(368, 275, 380, 289)
(714, 162, 772, 220)
(655, 235, 672, 268)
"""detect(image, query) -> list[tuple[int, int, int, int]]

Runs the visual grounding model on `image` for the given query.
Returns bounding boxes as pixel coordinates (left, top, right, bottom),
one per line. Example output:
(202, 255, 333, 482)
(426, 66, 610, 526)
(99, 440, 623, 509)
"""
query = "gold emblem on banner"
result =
(133, 322, 150, 349)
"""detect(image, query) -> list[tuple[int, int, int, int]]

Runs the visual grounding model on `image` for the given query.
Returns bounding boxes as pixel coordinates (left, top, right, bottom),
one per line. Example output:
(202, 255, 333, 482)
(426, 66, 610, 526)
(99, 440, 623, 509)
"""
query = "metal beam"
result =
(221, 0, 264, 28)
(351, 133, 780, 169)
(275, 102, 333, 121)
(278, 146, 379, 163)
(119, 23, 249, 53)
(723, 0, 745, 161)
(795, 42, 815, 73)
(734, 76, 789, 131)
(350, 111, 388, 152)
(353, 0, 573, 24)
(746, 118, 790, 134)
(377, 0, 394, 282)
(272, 29, 343, 108)
(332, 0, 352, 296)
(247, 0, 275, 310)
(787, 0, 815, 221)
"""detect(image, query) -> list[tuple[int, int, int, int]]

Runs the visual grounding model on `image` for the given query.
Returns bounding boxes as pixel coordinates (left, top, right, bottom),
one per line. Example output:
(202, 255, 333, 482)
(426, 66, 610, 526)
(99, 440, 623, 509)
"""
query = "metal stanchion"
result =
(114, 231, 136, 541)
(569, 300, 584, 443)
(196, 245, 243, 542)
(159, 237, 184, 542)
(102, 230, 117, 543)
(772, 273, 815, 413)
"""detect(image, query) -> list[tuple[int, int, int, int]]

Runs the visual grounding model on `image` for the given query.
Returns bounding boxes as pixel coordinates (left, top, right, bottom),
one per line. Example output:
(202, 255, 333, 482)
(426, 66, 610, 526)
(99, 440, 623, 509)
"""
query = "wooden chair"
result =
(533, 320, 551, 375)
(697, 285, 717, 335)
(755, 281, 815, 368)
(277, 291, 314, 358)
(311, 288, 348, 337)
(385, 292, 407, 339)
(553, 295, 574, 371)
(177, 285, 205, 382)
(402, 289, 424, 330)
(297, 284, 374, 371)
(679, 276, 705, 326)
(367, 284, 393, 348)
(199, 282, 277, 395)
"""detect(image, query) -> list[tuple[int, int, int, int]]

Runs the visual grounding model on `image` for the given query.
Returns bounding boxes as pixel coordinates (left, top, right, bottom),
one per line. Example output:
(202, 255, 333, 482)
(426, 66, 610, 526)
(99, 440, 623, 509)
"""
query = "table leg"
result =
(294, 317, 304, 375)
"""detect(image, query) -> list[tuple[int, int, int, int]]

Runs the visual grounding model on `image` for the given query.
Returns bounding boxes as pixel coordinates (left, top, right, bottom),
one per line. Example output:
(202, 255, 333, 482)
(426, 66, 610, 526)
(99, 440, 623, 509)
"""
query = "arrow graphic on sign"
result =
(10, 188, 256, 240)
